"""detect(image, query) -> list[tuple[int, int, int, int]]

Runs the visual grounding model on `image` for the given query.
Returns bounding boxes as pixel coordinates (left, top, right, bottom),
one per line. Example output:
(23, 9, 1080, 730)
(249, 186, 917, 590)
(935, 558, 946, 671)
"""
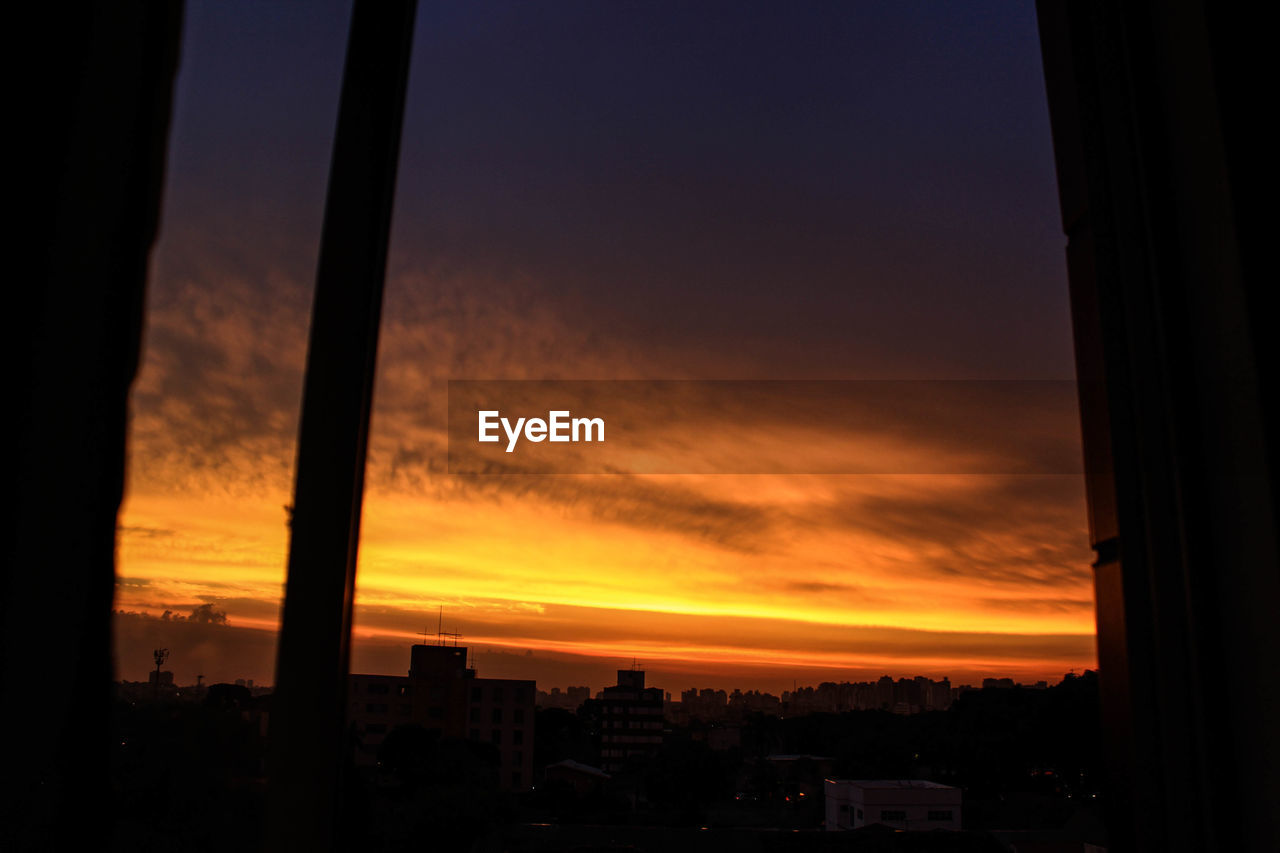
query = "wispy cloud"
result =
(117, 257, 1093, 688)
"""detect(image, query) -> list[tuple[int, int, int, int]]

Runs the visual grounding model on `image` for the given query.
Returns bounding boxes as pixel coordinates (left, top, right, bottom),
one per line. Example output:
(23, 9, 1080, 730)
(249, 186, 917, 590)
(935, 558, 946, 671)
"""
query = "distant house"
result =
(544, 759, 611, 795)
(824, 779, 961, 831)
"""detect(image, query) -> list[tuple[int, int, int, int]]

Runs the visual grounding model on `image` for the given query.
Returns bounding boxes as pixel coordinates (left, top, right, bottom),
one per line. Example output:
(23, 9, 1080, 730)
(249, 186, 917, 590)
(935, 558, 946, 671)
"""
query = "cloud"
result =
(783, 581, 862, 594)
(803, 475, 1092, 590)
(980, 597, 1094, 615)
(115, 576, 154, 588)
(117, 603, 230, 626)
(129, 273, 307, 497)
(110, 590, 1095, 690)
(182, 603, 229, 625)
(117, 221, 1094, 690)
(117, 526, 174, 539)
(113, 609, 276, 685)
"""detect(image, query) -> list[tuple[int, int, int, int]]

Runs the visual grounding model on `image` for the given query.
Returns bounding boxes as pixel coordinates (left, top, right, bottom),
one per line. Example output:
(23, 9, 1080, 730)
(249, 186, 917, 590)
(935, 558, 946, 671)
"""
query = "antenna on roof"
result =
(428, 607, 461, 647)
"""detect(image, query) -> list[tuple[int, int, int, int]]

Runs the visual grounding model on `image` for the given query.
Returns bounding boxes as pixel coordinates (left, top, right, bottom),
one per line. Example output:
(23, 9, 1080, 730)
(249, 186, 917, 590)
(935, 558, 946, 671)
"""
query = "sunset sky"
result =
(114, 0, 1096, 693)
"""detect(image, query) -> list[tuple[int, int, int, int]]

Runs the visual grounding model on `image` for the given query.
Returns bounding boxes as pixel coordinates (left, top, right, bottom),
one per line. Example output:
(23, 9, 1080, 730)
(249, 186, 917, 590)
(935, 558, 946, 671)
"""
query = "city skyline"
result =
(115, 606, 1091, 694)
(124, 632, 1088, 706)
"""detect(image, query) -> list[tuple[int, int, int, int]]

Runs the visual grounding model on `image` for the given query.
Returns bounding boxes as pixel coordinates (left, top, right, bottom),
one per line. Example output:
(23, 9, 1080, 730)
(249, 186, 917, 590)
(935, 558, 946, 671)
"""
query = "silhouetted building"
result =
(348, 643, 535, 790)
(544, 758, 611, 796)
(781, 676, 955, 714)
(537, 685, 591, 711)
(928, 677, 953, 709)
(824, 779, 961, 831)
(679, 686, 728, 721)
(594, 669, 663, 773)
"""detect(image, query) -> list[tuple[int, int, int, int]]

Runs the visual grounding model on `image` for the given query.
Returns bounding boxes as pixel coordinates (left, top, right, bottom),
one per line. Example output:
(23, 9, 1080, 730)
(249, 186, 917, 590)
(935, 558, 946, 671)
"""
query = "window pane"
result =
(115, 0, 350, 692)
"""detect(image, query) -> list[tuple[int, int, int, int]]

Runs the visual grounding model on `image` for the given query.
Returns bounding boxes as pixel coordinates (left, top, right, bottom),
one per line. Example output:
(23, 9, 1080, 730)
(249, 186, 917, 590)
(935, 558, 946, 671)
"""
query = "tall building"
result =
(928, 677, 953, 710)
(594, 669, 664, 773)
(875, 675, 895, 709)
(348, 643, 535, 790)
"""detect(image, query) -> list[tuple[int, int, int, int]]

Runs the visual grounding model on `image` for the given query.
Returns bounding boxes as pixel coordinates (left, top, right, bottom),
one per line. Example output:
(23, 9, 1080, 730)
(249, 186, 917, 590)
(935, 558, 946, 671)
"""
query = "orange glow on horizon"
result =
(116, 275, 1096, 690)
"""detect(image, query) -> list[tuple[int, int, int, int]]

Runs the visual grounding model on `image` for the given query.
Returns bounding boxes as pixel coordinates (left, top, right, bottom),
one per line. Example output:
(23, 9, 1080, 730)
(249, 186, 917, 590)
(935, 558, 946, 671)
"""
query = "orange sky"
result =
(112, 1, 1095, 694)
(114, 269, 1097, 692)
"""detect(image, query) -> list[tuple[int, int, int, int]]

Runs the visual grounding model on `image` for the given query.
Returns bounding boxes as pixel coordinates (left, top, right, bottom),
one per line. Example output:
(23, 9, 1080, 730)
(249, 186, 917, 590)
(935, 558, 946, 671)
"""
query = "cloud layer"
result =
(114, 0, 1093, 691)
(117, 262, 1095, 690)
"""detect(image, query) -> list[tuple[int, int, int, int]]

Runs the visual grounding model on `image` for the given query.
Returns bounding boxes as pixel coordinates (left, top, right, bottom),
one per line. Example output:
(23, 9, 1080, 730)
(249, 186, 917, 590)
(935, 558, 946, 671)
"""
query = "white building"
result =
(824, 779, 961, 831)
